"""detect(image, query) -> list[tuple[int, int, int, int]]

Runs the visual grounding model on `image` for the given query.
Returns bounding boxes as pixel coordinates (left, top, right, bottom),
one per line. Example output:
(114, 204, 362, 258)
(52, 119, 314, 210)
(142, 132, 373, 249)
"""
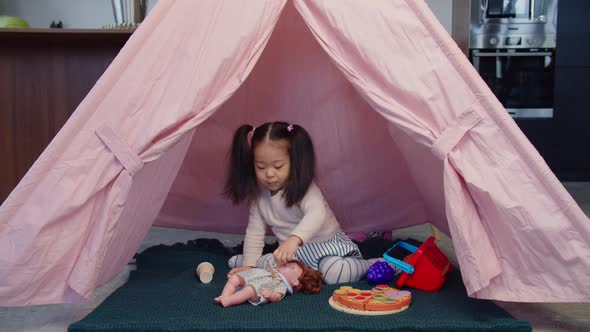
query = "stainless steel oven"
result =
(453, 0, 558, 118)
(470, 0, 557, 50)
(480, 0, 550, 24)
(471, 48, 554, 118)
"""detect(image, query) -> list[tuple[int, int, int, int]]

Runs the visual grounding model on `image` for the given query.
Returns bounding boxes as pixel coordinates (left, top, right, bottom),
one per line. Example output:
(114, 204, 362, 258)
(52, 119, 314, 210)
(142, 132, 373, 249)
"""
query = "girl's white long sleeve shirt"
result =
(242, 182, 340, 267)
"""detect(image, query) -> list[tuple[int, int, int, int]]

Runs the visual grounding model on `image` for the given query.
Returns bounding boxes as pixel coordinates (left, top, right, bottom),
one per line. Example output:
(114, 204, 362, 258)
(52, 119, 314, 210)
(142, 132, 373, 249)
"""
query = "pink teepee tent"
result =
(1, 0, 589, 306)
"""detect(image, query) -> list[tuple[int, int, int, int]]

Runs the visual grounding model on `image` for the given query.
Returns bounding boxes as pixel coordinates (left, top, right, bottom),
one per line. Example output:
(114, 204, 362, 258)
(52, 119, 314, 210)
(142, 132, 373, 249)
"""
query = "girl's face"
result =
(253, 139, 290, 195)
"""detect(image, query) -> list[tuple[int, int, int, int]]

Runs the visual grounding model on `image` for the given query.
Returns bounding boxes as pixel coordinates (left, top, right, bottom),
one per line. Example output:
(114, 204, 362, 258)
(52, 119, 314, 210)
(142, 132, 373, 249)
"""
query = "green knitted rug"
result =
(69, 240, 531, 332)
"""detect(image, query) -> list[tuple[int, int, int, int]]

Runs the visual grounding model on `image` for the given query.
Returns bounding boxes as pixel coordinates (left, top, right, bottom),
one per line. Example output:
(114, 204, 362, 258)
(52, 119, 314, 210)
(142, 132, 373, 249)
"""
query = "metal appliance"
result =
(452, 0, 558, 118)
(111, 0, 148, 27)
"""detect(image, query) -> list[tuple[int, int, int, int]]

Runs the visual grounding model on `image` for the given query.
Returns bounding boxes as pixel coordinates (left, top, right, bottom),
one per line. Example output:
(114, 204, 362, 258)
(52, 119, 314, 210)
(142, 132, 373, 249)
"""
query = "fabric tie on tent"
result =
(431, 110, 482, 161)
(95, 123, 144, 177)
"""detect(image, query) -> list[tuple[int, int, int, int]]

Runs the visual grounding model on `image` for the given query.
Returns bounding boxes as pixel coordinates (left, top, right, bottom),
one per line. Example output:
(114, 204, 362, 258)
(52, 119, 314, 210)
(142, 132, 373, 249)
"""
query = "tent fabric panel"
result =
(294, 0, 500, 294)
(296, 0, 590, 302)
(0, 138, 132, 305)
(0, 0, 288, 306)
(448, 116, 590, 301)
(292, 0, 480, 235)
(294, 0, 481, 144)
(409, 0, 590, 302)
(385, 124, 449, 234)
(96, 131, 194, 287)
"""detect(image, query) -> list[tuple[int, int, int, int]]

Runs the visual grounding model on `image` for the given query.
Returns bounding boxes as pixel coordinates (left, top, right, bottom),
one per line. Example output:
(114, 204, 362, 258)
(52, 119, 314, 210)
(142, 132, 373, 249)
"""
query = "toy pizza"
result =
(329, 284, 411, 315)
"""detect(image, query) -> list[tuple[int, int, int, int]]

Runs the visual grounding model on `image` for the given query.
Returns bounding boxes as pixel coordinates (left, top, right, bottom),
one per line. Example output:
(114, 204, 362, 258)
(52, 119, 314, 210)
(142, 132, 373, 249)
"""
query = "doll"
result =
(214, 260, 322, 307)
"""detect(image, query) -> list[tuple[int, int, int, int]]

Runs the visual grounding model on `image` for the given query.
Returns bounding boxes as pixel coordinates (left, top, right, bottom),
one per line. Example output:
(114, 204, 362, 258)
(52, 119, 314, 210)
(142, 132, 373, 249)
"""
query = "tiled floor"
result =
(0, 182, 589, 332)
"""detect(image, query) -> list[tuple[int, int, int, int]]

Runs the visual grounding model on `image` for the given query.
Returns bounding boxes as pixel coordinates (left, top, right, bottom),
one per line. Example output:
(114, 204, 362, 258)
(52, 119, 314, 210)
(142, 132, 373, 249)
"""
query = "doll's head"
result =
(288, 260, 323, 294)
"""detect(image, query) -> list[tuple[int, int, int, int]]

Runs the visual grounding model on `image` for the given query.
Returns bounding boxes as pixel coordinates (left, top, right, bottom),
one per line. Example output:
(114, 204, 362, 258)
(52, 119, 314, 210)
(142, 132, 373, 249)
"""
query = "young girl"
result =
(224, 121, 384, 284)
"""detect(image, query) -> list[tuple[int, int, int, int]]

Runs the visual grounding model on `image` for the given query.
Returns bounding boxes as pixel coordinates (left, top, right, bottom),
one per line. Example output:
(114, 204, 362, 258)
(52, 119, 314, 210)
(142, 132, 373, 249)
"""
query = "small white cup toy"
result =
(196, 262, 215, 283)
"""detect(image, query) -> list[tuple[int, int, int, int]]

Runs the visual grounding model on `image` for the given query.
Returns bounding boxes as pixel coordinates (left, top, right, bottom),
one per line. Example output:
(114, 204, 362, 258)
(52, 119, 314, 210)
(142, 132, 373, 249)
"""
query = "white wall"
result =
(0, 0, 15, 15)
(1, 0, 452, 32)
(424, 0, 453, 33)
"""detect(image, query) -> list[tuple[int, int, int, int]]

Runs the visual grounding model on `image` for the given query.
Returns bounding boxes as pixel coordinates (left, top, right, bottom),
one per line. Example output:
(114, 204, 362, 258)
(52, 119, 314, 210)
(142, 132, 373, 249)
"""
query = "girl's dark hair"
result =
(224, 121, 316, 207)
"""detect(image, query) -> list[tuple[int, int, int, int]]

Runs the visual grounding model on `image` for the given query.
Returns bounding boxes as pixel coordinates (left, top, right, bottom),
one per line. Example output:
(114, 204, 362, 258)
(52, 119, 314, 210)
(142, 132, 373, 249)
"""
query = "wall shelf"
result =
(0, 28, 135, 33)
(0, 28, 134, 42)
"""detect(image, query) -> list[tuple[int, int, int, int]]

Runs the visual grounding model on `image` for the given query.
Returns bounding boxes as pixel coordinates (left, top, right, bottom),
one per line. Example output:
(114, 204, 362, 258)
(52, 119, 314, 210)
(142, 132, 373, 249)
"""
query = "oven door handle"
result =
(481, 0, 488, 20)
(473, 51, 553, 57)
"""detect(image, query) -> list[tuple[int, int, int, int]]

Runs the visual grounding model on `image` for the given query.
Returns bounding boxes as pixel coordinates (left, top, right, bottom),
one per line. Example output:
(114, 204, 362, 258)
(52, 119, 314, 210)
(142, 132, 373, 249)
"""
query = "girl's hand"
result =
(227, 266, 252, 277)
(273, 235, 302, 265)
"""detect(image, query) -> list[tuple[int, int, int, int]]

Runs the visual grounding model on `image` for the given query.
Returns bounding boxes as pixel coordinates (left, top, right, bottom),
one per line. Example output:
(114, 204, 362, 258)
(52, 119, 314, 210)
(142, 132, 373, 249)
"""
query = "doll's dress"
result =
(236, 267, 293, 305)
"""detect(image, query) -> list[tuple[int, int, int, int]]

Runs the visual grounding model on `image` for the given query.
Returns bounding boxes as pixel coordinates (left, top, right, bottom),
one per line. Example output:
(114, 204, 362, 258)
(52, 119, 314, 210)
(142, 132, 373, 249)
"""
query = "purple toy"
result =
(367, 261, 395, 284)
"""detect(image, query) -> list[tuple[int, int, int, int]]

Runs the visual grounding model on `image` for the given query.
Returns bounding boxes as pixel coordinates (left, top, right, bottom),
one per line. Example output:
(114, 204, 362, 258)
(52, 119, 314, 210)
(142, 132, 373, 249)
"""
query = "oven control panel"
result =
(472, 33, 556, 49)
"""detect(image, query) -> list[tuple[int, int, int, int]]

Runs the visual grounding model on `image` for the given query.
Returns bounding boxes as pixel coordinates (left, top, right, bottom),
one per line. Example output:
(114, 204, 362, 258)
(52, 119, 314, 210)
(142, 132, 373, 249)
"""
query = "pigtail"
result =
(224, 124, 258, 204)
(284, 124, 315, 207)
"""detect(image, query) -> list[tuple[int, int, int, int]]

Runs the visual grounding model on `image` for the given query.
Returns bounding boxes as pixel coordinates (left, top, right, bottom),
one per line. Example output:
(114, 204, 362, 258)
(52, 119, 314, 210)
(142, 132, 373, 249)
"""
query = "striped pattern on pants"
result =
(228, 230, 383, 284)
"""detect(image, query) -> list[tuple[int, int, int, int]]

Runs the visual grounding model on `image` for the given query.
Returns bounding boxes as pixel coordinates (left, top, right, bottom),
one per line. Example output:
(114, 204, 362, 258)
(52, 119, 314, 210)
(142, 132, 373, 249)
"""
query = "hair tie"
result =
(247, 127, 256, 146)
(287, 124, 294, 132)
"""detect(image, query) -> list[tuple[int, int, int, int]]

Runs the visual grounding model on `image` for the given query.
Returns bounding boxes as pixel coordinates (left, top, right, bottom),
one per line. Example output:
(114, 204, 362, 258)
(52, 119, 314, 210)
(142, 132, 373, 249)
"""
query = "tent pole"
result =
(430, 224, 441, 242)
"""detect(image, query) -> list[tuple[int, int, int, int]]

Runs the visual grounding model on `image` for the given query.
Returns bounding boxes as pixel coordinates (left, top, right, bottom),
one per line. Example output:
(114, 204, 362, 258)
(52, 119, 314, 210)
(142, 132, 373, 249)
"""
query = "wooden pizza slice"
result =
(330, 285, 412, 314)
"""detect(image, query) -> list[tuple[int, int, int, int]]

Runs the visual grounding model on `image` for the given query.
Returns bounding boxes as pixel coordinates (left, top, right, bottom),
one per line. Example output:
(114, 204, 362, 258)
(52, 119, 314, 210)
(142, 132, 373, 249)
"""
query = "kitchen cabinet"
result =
(555, 0, 590, 67)
(551, 1, 590, 180)
(552, 67, 590, 180)
(514, 119, 556, 169)
(0, 29, 132, 203)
